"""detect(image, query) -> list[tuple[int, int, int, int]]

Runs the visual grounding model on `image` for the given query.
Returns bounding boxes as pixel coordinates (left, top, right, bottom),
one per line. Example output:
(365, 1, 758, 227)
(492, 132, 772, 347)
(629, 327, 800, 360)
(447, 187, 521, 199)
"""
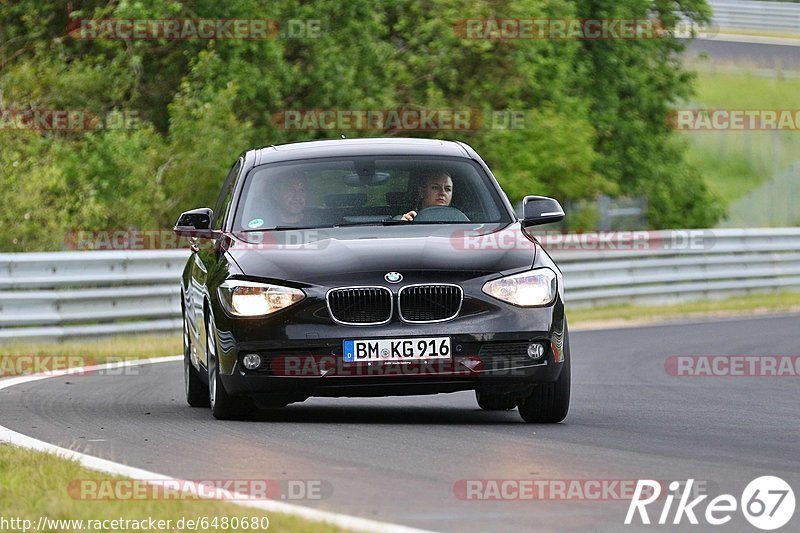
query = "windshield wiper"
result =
(239, 225, 331, 232)
(332, 222, 389, 228)
(382, 220, 473, 225)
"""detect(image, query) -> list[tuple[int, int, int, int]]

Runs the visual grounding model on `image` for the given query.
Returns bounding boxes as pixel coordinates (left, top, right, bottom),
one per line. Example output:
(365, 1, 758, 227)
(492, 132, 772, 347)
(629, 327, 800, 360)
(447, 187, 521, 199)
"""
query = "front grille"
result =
(327, 287, 392, 325)
(398, 284, 463, 323)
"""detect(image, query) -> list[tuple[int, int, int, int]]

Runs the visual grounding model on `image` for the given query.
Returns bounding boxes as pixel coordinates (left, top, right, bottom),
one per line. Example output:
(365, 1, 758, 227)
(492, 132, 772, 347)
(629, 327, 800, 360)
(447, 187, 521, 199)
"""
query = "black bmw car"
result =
(175, 138, 570, 422)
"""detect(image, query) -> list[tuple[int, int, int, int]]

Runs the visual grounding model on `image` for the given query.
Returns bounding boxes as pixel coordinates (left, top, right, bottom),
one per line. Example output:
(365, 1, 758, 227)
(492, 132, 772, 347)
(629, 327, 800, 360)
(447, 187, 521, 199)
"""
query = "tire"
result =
(517, 326, 571, 423)
(475, 390, 517, 411)
(183, 311, 209, 407)
(206, 312, 253, 420)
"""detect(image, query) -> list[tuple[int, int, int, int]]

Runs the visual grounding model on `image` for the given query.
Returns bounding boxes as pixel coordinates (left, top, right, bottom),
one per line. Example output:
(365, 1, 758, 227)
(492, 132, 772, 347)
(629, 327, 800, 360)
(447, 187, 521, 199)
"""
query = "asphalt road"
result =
(2, 315, 799, 532)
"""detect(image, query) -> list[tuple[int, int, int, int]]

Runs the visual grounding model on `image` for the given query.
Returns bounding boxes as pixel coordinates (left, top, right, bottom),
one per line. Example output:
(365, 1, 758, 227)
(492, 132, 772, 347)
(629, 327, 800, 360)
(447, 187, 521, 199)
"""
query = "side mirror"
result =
(173, 207, 214, 238)
(521, 196, 565, 227)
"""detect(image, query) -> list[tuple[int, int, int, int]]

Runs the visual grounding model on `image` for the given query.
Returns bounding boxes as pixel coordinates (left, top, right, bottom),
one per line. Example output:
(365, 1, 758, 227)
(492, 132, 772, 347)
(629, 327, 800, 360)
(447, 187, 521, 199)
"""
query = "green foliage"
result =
(0, 0, 718, 251)
(477, 107, 610, 203)
(162, 50, 253, 218)
(572, 0, 721, 227)
(0, 135, 66, 251)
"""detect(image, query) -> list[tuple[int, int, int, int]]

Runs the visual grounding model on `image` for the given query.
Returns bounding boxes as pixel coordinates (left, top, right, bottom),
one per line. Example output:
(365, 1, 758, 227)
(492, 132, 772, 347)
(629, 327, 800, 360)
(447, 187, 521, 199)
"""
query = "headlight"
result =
(482, 268, 557, 307)
(218, 280, 305, 317)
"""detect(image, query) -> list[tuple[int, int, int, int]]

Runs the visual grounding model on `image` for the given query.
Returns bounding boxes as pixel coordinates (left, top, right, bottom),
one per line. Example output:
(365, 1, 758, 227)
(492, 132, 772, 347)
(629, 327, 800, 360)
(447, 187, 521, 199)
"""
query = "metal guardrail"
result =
(1, 228, 799, 340)
(549, 228, 800, 307)
(708, 0, 800, 34)
(0, 250, 188, 340)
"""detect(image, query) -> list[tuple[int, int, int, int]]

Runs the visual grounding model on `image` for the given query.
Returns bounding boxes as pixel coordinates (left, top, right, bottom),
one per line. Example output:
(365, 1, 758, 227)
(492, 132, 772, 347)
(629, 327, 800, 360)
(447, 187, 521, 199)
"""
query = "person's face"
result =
(274, 177, 306, 218)
(419, 175, 453, 208)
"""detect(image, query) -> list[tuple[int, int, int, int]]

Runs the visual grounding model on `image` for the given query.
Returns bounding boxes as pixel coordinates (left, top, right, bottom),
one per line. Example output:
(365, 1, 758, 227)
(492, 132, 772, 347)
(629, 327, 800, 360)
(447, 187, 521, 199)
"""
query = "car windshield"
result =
(233, 156, 512, 230)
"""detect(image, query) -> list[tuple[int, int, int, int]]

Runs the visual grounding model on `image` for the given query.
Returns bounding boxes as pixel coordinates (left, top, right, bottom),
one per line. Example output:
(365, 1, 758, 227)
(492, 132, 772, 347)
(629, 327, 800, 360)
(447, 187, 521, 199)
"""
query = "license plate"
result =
(343, 337, 451, 362)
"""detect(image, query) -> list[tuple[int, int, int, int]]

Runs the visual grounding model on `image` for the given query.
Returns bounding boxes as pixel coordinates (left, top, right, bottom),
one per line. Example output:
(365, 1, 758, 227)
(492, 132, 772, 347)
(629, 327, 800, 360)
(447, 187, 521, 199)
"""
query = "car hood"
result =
(224, 222, 536, 284)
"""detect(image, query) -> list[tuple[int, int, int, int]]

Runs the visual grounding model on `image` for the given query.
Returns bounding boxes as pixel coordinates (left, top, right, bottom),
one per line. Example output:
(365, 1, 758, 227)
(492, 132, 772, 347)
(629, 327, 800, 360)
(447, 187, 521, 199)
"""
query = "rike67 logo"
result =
(625, 477, 795, 530)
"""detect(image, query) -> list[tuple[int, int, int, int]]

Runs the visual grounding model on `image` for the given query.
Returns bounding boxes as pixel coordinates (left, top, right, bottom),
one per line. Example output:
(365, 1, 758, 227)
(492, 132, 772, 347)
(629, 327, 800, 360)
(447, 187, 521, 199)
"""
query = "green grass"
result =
(0, 444, 346, 533)
(0, 333, 181, 359)
(693, 70, 800, 109)
(681, 70, 800, 211)
(0, 334, 182, 377)
(684, 139, 769, 206)
(569, 290, 800, 327)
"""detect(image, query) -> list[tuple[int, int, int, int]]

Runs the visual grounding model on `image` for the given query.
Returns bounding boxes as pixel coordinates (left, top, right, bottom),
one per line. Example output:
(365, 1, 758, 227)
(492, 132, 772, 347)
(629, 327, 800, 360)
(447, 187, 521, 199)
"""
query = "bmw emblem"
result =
(385, 272, 403, 283)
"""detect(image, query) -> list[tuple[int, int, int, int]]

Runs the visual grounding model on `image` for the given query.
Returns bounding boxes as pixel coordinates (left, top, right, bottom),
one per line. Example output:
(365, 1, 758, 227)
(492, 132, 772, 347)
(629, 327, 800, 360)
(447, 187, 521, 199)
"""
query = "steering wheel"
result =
(412, 206, 470, 222)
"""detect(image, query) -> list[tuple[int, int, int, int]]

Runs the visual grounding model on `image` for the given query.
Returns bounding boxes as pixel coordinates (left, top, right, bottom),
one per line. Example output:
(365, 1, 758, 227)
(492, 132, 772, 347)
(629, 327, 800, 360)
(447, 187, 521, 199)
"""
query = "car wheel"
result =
(517, 326, 571, 423)
(183, 310, 209, 407)
(206, 312, 252, 420)
(475, 390, 517, 410)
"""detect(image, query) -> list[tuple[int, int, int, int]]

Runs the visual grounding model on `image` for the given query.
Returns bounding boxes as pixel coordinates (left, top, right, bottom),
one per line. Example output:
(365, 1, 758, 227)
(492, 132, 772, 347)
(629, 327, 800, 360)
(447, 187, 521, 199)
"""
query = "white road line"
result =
(0, 356, 436, 533)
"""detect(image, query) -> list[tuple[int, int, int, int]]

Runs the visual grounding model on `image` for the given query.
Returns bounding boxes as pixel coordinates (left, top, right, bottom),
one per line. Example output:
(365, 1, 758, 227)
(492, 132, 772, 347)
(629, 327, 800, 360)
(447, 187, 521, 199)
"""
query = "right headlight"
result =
(482, 268, 557, 307)
(218, 280, 305, 317)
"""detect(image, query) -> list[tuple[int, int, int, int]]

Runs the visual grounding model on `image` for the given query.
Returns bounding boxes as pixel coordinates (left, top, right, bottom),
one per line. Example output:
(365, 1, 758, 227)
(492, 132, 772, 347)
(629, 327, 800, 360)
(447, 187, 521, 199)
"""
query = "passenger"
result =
(400, 172, 454, 221)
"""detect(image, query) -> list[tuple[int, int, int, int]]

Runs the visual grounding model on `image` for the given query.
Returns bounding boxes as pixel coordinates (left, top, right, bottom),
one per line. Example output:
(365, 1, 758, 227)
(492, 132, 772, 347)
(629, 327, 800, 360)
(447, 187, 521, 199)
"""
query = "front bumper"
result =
(209, 272, 567, 399)
(214, 309, 567, 400)
(220, 353, 564, 400)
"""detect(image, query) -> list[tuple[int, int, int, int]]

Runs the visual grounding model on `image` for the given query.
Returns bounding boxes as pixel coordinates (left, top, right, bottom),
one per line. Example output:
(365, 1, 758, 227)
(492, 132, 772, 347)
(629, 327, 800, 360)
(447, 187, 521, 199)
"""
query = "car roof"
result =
(250, 138, 472, 165)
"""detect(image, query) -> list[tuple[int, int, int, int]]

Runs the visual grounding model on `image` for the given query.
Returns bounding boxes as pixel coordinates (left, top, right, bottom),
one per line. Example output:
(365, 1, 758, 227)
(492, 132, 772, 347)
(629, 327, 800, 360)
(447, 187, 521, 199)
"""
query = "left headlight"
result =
(218, 280, 305, 317)
(482, 268, 557, 307)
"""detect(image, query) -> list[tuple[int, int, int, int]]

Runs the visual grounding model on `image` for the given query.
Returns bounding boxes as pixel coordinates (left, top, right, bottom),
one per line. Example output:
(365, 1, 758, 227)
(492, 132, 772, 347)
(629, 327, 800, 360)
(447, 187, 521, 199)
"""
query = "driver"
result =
(272, 173, 307, 225)
(400, 171, 453, 221)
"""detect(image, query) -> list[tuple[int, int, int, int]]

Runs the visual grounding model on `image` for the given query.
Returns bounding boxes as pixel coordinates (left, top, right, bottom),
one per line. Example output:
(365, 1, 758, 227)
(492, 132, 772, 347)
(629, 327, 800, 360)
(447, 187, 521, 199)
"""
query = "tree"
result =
(0, 0, 719, 251)
(573, 0, 722, 227)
